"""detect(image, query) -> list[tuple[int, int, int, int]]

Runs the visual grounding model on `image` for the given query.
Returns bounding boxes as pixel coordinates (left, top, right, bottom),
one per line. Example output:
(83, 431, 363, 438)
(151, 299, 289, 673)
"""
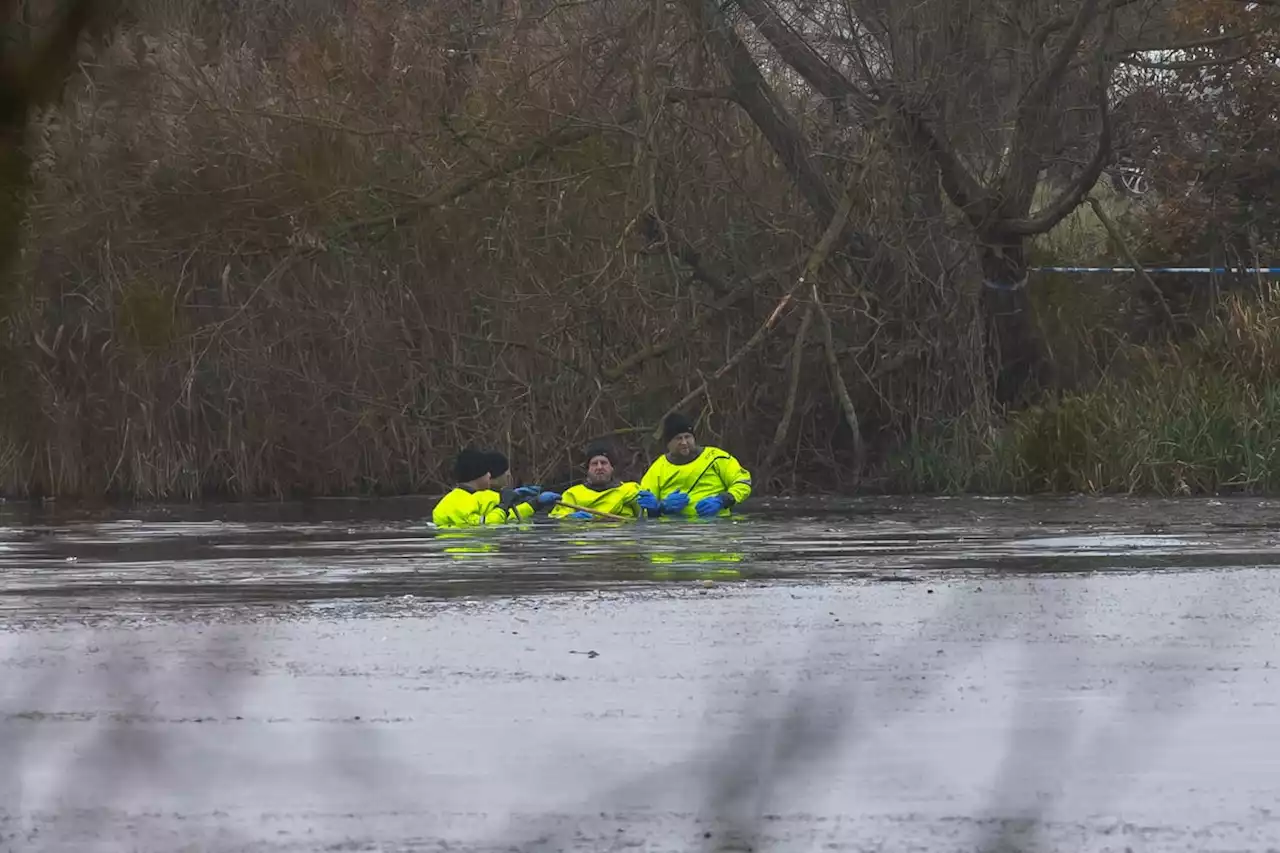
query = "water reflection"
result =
(3, 496, 1280, 618)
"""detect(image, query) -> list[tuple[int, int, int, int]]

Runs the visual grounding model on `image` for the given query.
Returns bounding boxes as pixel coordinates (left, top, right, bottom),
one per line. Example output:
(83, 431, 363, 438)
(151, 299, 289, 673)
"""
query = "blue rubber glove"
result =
(513, 485, 540, 499)
(695, 493, 734, 517)
(536, 491, 561, 506)
(637, 490, 659, 512)
(662, 491, 689, 514)
(567, 511, 592, 520)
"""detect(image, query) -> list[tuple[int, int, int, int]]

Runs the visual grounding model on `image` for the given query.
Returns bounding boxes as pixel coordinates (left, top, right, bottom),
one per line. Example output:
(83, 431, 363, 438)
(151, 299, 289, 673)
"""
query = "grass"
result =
(888, 286, 1280, 496)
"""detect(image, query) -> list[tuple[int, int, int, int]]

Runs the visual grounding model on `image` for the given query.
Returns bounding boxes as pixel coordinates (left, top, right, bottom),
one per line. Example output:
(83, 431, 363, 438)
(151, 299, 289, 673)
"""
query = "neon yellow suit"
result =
(479, 489, 535, 522)
(431, 486, 532, 527)
(639, 446, 752, 518)
(549, 481, 641, 520)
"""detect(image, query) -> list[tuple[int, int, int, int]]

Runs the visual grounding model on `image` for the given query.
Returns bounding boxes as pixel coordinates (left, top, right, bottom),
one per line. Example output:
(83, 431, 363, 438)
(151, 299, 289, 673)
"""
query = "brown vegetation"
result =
(0, 0, 1276, 500)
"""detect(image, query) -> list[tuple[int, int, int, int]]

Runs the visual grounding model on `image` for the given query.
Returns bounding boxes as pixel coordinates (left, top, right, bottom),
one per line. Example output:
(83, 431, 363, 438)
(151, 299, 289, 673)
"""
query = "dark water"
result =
(3, 494, 1280, 619)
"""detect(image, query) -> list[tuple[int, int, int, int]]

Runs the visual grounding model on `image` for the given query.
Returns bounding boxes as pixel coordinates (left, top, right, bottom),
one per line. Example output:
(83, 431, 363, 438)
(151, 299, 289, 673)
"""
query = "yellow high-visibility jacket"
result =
(431, 486, 533, 528)
(639, 446, 752, 518)
(479, 489, 536, 523)
(549, 481, 641, 520)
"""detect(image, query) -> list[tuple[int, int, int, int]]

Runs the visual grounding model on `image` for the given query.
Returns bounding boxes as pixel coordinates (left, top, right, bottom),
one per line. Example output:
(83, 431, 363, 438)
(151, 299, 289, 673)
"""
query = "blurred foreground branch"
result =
(0, 0, 101, 311)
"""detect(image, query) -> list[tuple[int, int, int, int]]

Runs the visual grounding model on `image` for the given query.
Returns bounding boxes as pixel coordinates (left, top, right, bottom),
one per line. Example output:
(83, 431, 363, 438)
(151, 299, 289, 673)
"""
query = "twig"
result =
(602, 266, 786, 381)
(763, 304, 812, 474)
(419, 321, 593, 378)
(333, 105, 641, 238)
(651, 169, 861, 441)
(332, 84, 729, 242)
(1084, 195, 1174, 324)
(812, 285, 865, 478)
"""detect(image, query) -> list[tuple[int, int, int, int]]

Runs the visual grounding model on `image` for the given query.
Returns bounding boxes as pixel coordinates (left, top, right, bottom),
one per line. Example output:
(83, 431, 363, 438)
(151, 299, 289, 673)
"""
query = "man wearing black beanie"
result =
(431, 447, 559, 527)
(549, 442, 641, 521)
(635, 412, 752, 519)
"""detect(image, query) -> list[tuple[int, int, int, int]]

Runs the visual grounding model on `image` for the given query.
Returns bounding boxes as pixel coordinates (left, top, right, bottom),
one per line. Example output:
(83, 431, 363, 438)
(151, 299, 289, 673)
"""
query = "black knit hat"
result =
(453, 448, 490, 483)
(584, 442, 616, 467)
(484, 450, 510, 479)
(662, 412, 696, 443)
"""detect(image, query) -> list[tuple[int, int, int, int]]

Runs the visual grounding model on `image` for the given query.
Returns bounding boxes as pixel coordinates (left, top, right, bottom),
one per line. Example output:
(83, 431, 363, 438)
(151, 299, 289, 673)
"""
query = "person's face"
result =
(586, 455, 613, 486)
(667, 432, 696, 460)
(491, 471, 510, 489)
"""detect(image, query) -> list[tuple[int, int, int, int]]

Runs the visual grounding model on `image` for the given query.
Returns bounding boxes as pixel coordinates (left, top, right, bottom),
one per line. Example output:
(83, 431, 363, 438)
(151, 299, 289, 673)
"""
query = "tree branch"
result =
(763, 303, 812, 474)
(1001, 0, 1103, 208)
(998, 60, 1113, 237)
(1045, 0, 1130, 87)
(665, 86, 739, 103)
(420, 322, 594, 377)
(601, 265, 784, 381)
(651, 167, 861, 440)
(636, 212, 752, 296)
(896, 106, 992, 223)
(333, 104, 646, 237)
(1084, 195, 1174, 325)
(728, 0, 991, 245)
(808, 7, 989, 225)
(332, 81, 731, 239)
(681, 0, 845, 232)
(734, 0, 870, 111)
(1031, 0, 1140, 49)
(812, 283, 864, 477)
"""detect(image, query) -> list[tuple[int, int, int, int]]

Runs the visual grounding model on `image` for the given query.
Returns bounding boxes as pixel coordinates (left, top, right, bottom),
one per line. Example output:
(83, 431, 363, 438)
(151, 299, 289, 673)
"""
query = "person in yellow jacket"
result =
(549, 443, 641, 521)
(637, 413, 752, 519)
(432, 448, 559, 528)
(477, 450, 539, 523)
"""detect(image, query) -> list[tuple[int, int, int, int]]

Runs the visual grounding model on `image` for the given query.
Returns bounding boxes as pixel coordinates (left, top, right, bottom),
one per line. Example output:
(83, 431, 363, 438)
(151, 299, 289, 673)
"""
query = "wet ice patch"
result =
(1016, 534, 1208, 554)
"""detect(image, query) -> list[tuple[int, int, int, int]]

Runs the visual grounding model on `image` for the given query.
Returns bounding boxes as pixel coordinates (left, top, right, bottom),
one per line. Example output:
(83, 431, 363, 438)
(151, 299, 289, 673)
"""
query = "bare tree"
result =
(676, 0, 1179, 404)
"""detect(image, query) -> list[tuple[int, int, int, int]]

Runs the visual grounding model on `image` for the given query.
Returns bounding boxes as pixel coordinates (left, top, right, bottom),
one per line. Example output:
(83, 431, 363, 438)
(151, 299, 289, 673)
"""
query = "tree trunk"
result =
(978, 238, 1048, 406)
